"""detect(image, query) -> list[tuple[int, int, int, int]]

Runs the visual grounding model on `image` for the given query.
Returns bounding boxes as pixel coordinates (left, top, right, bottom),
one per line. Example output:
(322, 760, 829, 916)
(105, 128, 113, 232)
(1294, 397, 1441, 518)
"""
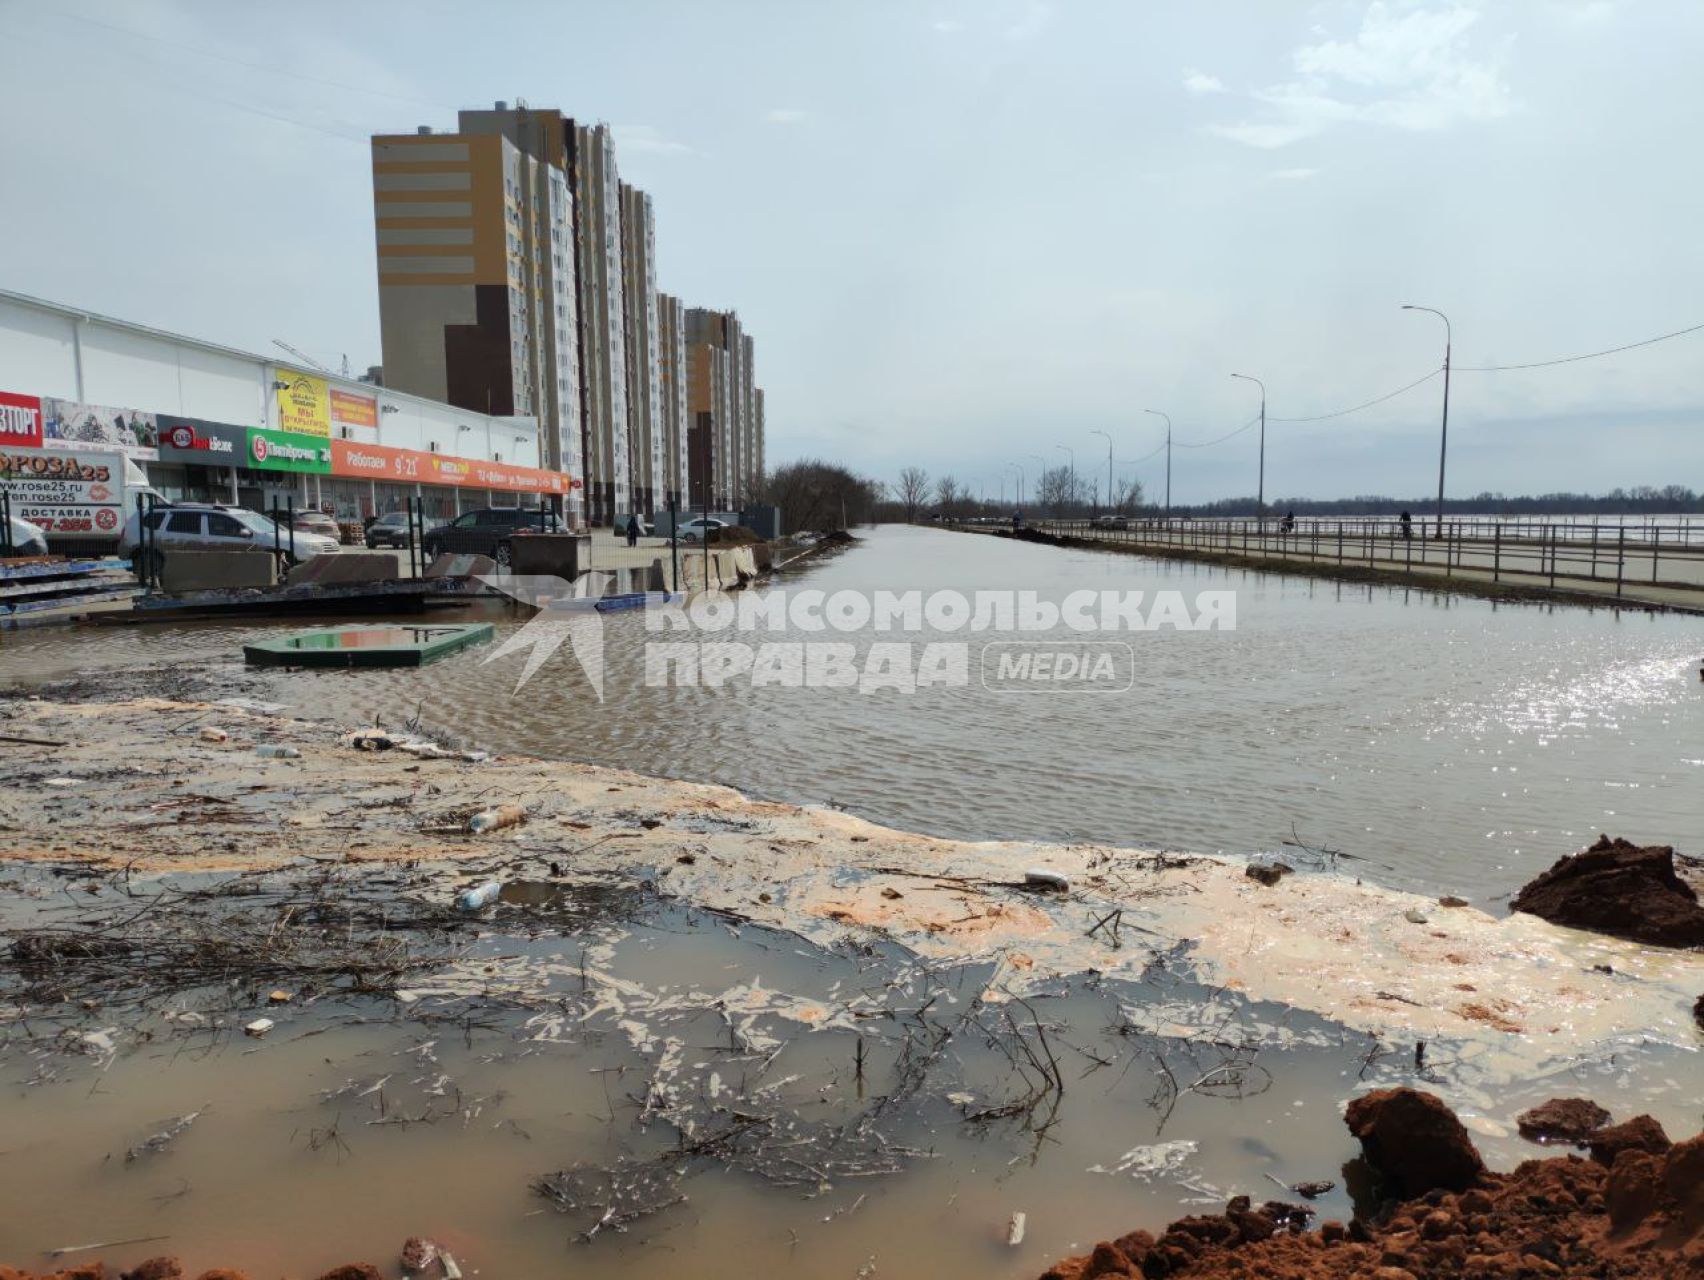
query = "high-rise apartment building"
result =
(685, 307, 764, 512)
(569, 123, 629, 524)
(620, 184, 661, 516)
(372, 103, 762, 527)
(656, 293, 689, 510)
(370, 115, 582, 513)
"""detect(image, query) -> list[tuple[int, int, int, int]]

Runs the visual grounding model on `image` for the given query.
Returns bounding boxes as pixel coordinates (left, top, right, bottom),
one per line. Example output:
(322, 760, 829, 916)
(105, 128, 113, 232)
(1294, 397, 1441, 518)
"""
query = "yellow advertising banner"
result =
(274, 370, 331, 438)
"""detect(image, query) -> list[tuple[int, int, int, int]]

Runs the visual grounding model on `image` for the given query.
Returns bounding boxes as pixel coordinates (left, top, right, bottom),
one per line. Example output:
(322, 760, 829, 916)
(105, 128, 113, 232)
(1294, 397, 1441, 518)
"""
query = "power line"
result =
(1456, 320, 1704, 371)
(1270, 367, 1443, 423)
(1174, 413, 1260, 449)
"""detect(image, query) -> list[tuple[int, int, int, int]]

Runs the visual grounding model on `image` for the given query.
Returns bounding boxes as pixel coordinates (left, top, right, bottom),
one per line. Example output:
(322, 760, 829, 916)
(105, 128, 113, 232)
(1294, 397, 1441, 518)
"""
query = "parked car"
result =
(421, 507, 561, 567)
(364, 510, 421, 549)
(118, 502, 338, 573)
(1090, 514, 1129, 530)
(266, 508, 343, 542)
(677, 517, 729, 543)
(4, 516, 50, 557)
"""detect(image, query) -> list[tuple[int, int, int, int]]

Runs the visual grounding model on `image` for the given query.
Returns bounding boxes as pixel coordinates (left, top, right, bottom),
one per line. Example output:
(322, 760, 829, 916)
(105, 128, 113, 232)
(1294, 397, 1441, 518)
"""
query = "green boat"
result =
(242, 623, 495, 669)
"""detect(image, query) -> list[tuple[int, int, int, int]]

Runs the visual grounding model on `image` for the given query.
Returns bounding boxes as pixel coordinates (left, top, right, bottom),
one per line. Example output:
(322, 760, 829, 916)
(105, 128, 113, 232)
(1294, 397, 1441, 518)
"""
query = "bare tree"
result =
(934, 475, 962, 517)
(896, 467, 930, 523)
(1036, 466, 1078, 515)
(1112, 476, 1146, 514)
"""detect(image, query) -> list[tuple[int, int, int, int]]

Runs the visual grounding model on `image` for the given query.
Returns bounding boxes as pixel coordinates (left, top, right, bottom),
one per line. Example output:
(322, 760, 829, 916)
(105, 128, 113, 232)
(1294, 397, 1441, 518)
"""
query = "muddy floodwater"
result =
(0, 524, 1701, 1278)
(5, 523, 1701, 899)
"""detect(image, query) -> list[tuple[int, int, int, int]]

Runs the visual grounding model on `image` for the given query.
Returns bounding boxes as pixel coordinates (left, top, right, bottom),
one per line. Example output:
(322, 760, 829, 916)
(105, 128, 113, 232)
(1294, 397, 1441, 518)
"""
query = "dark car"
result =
(364, 511, 421, 548)
(421, 507, 561, 567)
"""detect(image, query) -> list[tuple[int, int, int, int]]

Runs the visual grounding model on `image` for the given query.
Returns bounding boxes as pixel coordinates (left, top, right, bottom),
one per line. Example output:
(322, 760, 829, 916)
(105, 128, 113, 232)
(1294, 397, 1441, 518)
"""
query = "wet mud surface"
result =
(1, 683, 1700, 1277)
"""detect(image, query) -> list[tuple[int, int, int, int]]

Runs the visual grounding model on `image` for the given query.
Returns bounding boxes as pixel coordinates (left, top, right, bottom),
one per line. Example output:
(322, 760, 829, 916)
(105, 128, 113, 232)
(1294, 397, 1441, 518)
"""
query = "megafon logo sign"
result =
(0, 392, 44, 448)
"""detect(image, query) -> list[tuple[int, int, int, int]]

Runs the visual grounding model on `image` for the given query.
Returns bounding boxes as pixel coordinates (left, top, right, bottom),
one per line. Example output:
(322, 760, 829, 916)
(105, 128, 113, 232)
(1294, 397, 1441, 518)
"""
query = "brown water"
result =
(5, 523, 1700, 899)
(3, 870, 1695, 1280)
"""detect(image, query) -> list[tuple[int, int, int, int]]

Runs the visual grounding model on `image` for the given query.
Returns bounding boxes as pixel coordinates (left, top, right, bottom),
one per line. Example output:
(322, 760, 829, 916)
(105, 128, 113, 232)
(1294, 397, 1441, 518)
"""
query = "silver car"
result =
(118, 503, 338, 571)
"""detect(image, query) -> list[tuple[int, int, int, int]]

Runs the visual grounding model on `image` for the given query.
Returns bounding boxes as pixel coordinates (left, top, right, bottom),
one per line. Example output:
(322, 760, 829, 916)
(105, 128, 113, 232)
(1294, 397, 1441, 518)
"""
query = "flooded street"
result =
(0, 527, 1701, 1278)
(5, 523, 1700, 900)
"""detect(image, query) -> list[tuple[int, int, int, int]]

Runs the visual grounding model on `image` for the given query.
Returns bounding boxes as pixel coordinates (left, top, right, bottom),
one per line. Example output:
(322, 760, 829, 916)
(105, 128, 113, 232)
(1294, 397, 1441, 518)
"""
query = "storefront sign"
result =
(330, 439, 575, 496)
(41, 397, 159, 461)
(155, 416, 245, 463)
(274, 369, 331, 437)
(0, 447, 125, 538)
(248, 427, 331, 474)
(0, 391, 43, 448)
(330, 388, 377, 430)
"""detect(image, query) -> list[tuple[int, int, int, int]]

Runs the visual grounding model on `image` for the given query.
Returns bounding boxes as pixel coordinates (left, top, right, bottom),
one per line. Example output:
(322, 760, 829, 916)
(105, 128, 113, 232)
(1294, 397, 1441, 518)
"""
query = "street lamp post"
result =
(1230, 373, 1266, 521)
(1402, 304, 1452, 539)
(1143, 409, 1171, 516)
(1089, 430, 1112, 515)
(1009, 462, 1025, 508)
(1056, 444, 1075, 519)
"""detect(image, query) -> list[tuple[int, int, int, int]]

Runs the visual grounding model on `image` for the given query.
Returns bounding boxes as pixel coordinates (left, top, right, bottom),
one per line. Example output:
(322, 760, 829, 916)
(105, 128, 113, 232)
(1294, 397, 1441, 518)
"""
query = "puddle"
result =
(1, 861, 1697, 1278)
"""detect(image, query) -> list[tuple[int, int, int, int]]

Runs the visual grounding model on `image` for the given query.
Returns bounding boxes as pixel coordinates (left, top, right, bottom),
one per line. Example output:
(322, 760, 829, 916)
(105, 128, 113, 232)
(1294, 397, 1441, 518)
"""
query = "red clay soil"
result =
(0, 1264, 378, 1280)
(1041, 1089, 1704, 1279)
(1509, 834, 1704, 947)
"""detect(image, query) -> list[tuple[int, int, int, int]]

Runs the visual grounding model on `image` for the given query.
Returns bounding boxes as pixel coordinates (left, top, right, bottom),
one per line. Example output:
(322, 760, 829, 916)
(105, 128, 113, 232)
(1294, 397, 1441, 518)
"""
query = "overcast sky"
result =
(0, 0, 1699, 504)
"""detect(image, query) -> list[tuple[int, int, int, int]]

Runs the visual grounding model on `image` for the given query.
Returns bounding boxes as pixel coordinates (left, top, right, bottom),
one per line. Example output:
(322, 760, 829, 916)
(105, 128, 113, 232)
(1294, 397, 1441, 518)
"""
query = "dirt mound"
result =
(1041, 1097, 1704, 1279)
(1510, 835, 1704, 947)
(0, 1263, 376, 1280)
(1516, 1096, 1612, 1145)
(704, 524, 765, 546)
(1345, 1087, 1485, 1197)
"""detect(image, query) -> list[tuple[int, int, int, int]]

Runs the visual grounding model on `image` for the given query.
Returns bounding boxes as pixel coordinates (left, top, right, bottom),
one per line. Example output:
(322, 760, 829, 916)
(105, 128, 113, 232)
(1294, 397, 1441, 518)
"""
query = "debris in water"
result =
(400, 1237, 439, 1273)
(125, 1107, 206, 1162)
(198, 727, 228, 743)
(1403, 907, 1429, 924)
(467, 805, 524, 835)
(1023, 868, 1070, 892)
(1291, 1179, 1335, 1199)
(1517, 1097, 1612, 1145)
(1007, 1211, 1026, 1246)
(1245, 861, 1292, 887)
(1438, 894, 1470, 908)
(456, 881, 503, 911)
(244, 1018, 275, 1037)
(255, 745, 301, 759)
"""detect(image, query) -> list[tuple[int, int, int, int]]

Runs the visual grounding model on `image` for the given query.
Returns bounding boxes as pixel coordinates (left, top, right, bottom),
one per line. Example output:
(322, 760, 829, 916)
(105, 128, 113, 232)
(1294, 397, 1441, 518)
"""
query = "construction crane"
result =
(271, 338, 337, 375)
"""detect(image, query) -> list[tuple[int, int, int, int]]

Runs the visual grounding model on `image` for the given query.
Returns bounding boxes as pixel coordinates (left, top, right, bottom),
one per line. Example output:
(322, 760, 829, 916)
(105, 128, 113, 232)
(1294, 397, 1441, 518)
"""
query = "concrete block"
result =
(510, 533, 593, 578)
(159, 549, 275, 594)
(284, 552, 402, 588)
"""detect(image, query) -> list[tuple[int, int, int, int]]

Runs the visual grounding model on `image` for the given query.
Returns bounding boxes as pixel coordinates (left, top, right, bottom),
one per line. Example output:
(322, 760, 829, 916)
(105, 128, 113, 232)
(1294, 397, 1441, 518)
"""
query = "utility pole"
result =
(1402, 304, 1452, 539)
(1143, 409, 1171, 516)
(1090, 429, 1112, 514)
(1230, 373, 1266, 522)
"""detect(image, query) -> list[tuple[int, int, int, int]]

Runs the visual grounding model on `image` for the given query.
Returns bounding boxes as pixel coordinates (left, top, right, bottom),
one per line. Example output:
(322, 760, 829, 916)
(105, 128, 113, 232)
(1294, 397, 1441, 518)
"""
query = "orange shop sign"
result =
(330, 439, 578, 495)
(329, 389, 377, 430)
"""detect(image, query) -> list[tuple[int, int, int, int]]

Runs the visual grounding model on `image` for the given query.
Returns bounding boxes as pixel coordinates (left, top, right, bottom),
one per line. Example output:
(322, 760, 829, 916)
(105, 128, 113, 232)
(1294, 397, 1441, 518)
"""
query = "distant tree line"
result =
(878, 466, 1143, 521)
(1177, 485, 1703, 518)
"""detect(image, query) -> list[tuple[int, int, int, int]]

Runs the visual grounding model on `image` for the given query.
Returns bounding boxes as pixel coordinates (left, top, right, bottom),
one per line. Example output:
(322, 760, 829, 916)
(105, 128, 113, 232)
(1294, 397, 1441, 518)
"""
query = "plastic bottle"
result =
(256, 744, 301, 758)
(456, 881, 503, 911)
(467, 805, 524, 834)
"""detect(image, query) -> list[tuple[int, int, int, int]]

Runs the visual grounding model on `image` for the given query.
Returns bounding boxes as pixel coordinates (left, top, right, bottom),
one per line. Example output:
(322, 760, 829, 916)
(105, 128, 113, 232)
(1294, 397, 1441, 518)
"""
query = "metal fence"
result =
(1024, 517, 1704, 600)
